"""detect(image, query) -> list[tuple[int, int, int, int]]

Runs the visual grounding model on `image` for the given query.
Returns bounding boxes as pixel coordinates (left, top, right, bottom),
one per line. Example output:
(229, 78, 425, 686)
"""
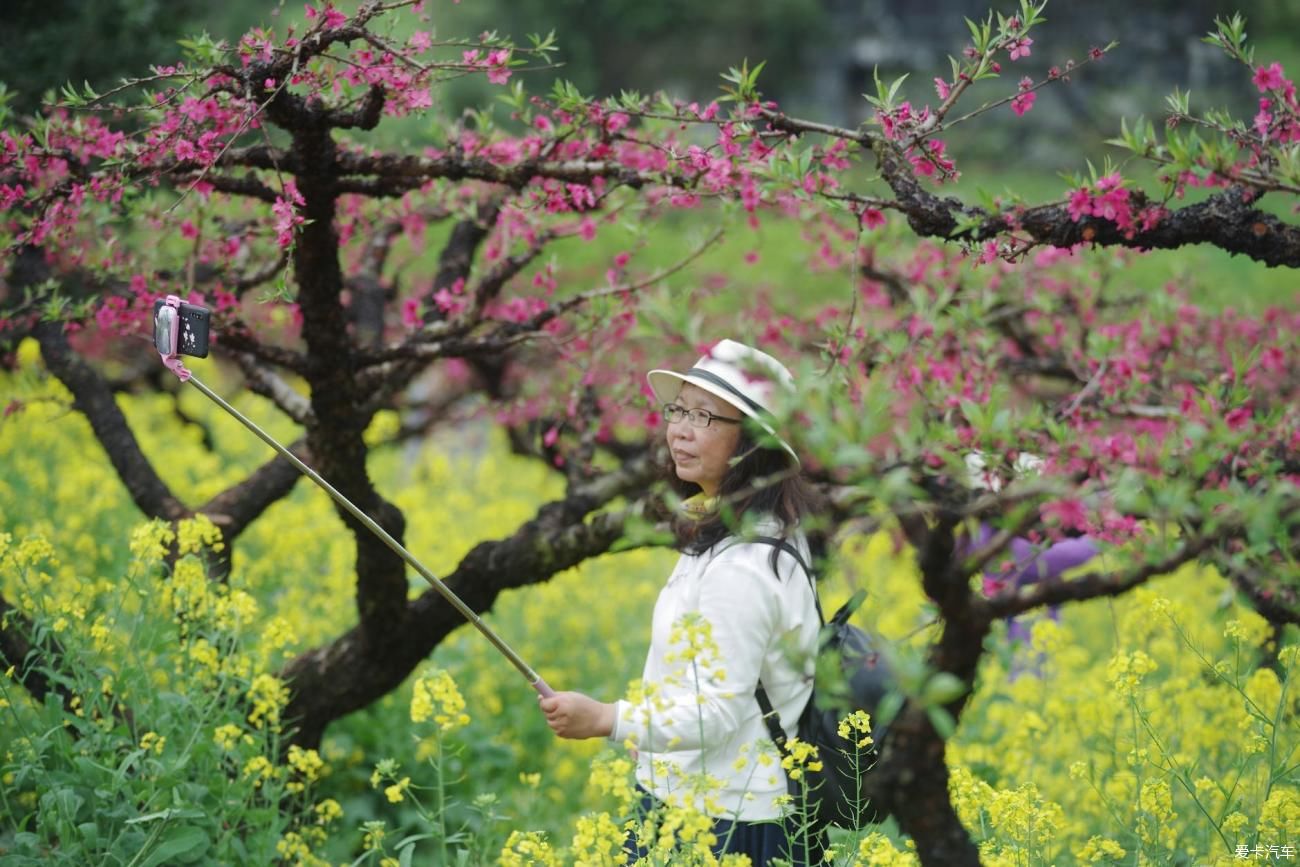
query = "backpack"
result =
(749, 536, 894, 832)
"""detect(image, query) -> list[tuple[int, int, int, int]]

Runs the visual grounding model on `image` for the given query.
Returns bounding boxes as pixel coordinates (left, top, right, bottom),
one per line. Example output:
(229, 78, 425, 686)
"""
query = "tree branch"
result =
(34, 322, 186, 521)
(227, 350, 315, 425)
(986, 532, 1222, 618)
(200, 441, 309, 540)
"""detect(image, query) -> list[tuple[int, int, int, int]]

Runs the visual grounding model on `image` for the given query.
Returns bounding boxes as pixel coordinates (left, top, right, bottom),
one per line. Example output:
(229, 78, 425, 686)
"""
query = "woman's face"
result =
(666, 383, 743, 497)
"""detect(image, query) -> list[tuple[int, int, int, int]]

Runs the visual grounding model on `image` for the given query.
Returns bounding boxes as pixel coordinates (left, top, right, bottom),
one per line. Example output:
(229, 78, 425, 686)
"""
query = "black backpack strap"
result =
(747, 534, 821, 762)
(755, 681, 789, 756)
(748, 535, 824, 625)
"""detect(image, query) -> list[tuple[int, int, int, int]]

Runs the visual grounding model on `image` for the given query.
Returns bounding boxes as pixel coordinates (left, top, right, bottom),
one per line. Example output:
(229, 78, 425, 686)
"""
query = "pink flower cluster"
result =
(271, 180, 306, 248)
(1250, 62, 1300, 143)
(1011, 77, 1036, 116)
(463, 48, 512, 86)
(304, 4, 347, 30)
(1066, 173, 1165, 236)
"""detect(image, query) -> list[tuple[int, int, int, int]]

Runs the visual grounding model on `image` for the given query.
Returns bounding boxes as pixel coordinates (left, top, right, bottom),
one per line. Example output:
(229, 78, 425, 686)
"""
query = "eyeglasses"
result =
(662, 403, 743, 429)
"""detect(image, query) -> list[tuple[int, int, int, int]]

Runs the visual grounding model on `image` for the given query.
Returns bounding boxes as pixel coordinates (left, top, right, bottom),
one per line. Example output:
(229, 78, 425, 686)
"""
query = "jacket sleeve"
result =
(610, 547, 782, 753)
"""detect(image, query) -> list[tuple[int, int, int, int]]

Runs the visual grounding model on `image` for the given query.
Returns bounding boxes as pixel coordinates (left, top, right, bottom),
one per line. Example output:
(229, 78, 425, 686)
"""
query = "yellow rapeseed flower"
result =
(384, 776, 411, 803)
(837, 709, 875, 749)
(1075, 835, 1127, 862)
(570, 811, 628, 865)
(314, 798, 343, 825)
(855, 831, 920, 866)
(287, 745, 324, 782)
(246, 673, 290, 730)
(779, 737, 822, 781)
(410, 669, 470, 732)
(500, 830, 560, 867)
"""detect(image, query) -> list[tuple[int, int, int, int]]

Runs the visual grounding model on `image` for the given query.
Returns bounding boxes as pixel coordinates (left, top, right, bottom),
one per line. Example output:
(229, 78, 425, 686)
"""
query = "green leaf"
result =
(921, 672, 967, 705)
(926, 705, 957, 739)
(138, 826, 210, 867)
(874, 691, 905, 729)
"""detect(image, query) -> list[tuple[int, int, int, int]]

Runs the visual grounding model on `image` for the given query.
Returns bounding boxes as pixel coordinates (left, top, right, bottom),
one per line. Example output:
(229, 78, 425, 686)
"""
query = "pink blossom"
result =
(578, 216, 597, 241)
(1255, 98, 1274, 137)
(1067, 187, 1093, 221)
(605, 112, 630, 134)
(401, 297, 422, 328)
(1042, 498, 1089, 532)
(1008, 37, 1033, 61)
(568, 183, 596, 210)
(861, 207, 886, 229)
(613, 251, 631, 268)
(1224, 405, 1253, 430)
(934, 77, 951, 99)
(0, 184, 25, 209)
(409, 31, 432, 52)
(1011, 91, 1036, 116)
(1253, 62, 1285, 92)
(180, 220, 199, 239)
(433, 279, 467, 315)
(271, 180, 306, 248)
(486, 48, 512, 85)
(543, 426, 560, 448)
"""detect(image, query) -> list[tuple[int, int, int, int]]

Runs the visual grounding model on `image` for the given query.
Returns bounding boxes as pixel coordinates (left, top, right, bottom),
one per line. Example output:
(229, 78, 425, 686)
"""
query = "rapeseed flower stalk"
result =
(837, 709, 874, 749)
(1106, 650, 1158, 698)
(361, 820, 387, 851)
(666, 612, 723, 671)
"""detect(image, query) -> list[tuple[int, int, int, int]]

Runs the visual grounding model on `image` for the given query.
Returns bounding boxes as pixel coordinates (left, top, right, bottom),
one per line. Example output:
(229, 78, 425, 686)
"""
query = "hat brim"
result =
(647, 368, 800, 466)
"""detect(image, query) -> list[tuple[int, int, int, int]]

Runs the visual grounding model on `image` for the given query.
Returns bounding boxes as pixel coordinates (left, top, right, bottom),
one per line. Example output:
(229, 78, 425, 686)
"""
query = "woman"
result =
(539, 339, 825, 865)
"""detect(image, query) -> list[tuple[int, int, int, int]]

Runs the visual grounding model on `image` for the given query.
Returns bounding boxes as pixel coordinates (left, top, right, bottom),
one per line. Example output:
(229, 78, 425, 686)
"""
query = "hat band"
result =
(685, 367, 768, 417)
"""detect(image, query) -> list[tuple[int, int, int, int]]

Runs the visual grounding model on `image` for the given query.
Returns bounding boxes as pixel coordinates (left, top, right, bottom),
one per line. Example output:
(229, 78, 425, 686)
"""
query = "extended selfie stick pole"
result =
(153, 297, 555, 698)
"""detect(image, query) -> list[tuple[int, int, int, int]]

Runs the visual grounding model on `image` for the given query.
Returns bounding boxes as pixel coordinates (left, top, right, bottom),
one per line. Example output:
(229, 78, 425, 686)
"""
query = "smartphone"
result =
(153, 298, 211, 358)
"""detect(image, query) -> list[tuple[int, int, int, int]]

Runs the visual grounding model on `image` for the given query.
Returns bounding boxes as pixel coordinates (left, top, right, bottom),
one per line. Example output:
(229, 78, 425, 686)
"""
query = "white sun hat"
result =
(647, 338, 799, 465)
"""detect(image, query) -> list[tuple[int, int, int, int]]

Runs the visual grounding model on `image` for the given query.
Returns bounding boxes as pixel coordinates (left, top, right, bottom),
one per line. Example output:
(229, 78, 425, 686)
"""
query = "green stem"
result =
(435, 731, 449, 865)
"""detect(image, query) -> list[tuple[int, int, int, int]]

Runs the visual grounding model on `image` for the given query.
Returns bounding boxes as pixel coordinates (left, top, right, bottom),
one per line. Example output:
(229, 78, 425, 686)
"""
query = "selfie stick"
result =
(152, 295, 555, 698)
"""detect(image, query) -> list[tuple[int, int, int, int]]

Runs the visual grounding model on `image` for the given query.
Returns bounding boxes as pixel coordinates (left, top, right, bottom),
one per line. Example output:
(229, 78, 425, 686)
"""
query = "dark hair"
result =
(662, 425, 821, 561)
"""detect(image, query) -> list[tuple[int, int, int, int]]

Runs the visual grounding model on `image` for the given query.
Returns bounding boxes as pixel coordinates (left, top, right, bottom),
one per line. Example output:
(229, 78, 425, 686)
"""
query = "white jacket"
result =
(609, 532, 820, 821)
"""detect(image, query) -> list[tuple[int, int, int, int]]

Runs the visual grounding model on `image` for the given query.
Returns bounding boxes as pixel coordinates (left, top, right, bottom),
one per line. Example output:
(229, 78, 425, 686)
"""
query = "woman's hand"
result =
(538, 691, 616, 740)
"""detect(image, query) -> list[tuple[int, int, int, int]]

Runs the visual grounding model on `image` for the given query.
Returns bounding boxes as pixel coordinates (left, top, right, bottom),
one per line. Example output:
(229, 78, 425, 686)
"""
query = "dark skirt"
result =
(625, 787, 827, 867)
